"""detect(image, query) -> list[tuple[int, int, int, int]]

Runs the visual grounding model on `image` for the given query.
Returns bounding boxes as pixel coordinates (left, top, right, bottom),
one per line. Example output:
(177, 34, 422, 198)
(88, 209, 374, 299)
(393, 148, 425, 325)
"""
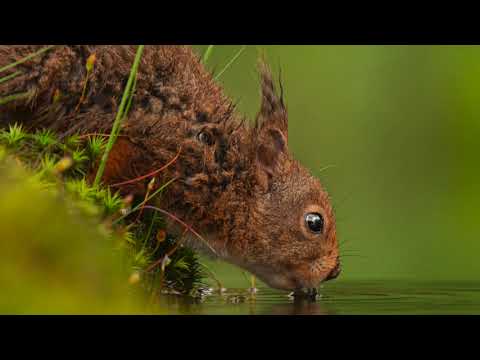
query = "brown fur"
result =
(0, 45, 340, 291)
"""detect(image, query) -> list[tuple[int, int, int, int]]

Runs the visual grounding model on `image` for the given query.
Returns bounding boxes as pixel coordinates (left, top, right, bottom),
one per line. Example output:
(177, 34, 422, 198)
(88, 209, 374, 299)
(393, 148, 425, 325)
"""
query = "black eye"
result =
(305, 213, 324, 234)
(197, 131, 213, 145)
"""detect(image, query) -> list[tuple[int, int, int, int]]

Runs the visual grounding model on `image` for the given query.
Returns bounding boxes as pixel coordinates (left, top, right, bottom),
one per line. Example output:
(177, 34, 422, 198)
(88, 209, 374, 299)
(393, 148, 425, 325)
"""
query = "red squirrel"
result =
(0, 45, 340, 292)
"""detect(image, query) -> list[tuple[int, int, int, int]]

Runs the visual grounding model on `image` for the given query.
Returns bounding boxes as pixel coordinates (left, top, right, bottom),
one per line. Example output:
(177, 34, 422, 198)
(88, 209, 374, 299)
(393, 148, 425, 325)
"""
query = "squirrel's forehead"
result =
(304, 180, 332, 210)
(281, 165, 324, 195)
(285, 180, 329, 208)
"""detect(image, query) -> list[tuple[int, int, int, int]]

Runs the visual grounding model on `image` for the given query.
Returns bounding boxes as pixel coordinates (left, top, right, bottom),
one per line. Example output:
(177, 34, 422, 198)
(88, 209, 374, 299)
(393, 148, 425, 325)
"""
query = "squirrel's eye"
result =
(305, 213, 324, 234)
(197, 131, 213, 145)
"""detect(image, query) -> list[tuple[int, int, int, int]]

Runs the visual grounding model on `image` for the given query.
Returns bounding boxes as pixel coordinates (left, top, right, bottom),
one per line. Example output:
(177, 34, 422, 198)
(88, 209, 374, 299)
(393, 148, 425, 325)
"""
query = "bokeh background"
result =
(194, 45, 480, 286)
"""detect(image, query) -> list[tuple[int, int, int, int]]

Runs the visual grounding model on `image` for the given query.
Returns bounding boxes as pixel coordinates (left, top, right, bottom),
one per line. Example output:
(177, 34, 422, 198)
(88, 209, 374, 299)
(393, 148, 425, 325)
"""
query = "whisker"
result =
(340, 252, 365, 257)
(339, 246, 360, 252)
(339, 254, 368, 259)
(339, 247, 361, 253)
(339, 247, 361, 252)
(317, 164, 337, 174)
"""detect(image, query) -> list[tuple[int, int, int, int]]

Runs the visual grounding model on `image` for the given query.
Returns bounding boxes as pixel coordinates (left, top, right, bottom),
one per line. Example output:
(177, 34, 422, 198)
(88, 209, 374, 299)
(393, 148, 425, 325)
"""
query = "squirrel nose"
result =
(324, 260, 341, 281)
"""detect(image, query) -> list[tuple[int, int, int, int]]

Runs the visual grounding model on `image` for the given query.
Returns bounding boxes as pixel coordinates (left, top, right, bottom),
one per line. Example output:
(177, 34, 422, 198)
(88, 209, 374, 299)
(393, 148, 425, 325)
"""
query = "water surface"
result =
(155, 281, 480, 315)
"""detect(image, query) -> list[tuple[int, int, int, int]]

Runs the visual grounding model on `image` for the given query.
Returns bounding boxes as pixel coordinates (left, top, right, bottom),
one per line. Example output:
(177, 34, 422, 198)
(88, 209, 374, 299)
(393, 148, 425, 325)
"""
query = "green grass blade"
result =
(94, 45, 145, 187)
(123, 74, 138, 123)
(0, 45, 56, 74)
(202, 45, 214, 64)
(0, 70, 22, 85)
(0, 91, 32, 106)
(214, 45, 246, 80)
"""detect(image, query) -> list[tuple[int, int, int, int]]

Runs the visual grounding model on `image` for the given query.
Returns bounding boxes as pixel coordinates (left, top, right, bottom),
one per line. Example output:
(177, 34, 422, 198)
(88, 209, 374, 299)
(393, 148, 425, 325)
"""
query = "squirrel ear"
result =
(254, 128, 288, 191)
(254, 62, 289, 190)
(255, 60, 288, 141)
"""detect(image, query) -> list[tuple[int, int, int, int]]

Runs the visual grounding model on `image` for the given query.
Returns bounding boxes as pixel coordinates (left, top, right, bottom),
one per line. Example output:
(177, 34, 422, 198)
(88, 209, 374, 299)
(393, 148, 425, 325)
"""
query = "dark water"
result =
(154, 281, 480, 315)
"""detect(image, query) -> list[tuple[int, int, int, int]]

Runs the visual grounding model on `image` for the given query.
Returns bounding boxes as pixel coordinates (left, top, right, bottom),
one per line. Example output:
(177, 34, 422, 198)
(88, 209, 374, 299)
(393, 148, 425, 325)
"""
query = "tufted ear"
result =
(254, 61, 289, 190)
(255, 60, 288, 140)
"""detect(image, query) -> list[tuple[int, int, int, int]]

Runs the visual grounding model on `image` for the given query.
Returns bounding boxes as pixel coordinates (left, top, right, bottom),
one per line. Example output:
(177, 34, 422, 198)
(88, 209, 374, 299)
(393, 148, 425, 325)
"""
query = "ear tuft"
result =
(253, 60, 290, 191)
(255, 60, 288, 140)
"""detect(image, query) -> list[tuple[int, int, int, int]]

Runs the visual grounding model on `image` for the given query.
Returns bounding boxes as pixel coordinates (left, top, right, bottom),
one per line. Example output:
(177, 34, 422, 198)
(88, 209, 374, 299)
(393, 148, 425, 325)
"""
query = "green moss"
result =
(0, 123, 27, 148)
(0, 126, 210, 307)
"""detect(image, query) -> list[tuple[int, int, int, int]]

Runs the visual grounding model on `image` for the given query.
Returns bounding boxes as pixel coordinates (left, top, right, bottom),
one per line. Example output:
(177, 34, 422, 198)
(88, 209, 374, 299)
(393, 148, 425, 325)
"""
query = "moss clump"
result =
(0, 124, 209, 304)
(0, 151, 149, 313)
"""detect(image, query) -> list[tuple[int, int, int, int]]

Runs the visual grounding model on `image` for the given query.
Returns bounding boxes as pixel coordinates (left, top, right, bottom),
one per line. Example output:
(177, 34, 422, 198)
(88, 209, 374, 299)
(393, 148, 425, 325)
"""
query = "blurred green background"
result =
(194, 45, 480, 286)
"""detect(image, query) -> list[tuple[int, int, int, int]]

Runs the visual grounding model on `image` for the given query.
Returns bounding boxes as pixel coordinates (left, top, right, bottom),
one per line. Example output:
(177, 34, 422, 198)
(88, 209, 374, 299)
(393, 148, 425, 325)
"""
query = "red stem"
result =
(140, 205, 215, 257)
(110, 147, 181, 188)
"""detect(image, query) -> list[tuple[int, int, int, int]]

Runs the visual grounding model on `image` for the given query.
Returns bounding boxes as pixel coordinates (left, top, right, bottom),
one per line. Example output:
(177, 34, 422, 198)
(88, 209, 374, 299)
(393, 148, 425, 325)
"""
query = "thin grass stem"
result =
(0, 70, 22, 85)
(202, 45, 214, 64)
(214, 45, 246, 80)
(94, 45, 144, 187)
(123, 74, 138, 120)
(0, 45, 56, 74)
(110, 146, 181, 188)
(0, 91, 32, 106)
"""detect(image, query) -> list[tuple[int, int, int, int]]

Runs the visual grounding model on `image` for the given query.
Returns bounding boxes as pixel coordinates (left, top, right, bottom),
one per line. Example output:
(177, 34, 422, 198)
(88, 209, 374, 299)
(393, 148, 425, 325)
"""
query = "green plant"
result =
(0, 123, 27, 148)
(0, 45, 55, 74)
(33, 129, 57, 148)
(64, 134, 81, 150)
(0, 90, 35, 106)
(87, 135, 106, 160)
(0, 70, 21, 85)
(70, 149, 89, 175)
(214, 45, 246, 80)
(94, 45, 145, 187)
(0, 46, 56, 106)
(102, 188, 123, 216)
(40, 154, 58, 172)
(75, 54, 97, 112)
(65, 178, 99, 202)
(202, 45, 214, 64)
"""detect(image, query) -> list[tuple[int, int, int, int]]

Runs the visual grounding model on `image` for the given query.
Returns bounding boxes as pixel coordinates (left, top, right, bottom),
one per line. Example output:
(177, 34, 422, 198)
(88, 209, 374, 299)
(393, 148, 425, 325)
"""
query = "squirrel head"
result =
(233, 62, 340, 291)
